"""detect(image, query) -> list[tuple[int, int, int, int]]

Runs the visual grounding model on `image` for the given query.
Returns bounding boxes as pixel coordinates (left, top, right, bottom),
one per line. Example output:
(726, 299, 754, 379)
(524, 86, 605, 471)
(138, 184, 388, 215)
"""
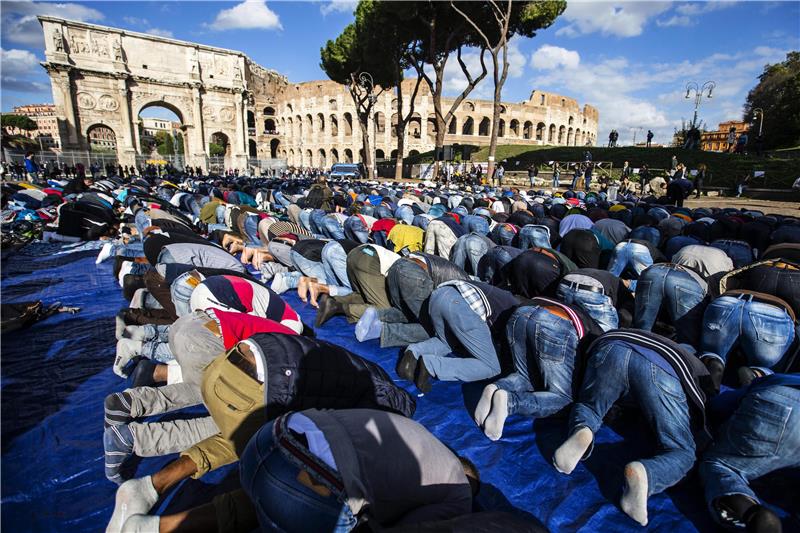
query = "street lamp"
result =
(684, 81, 715, 128)
(632, 126, 643, 146)
(752, 108, 764, 136)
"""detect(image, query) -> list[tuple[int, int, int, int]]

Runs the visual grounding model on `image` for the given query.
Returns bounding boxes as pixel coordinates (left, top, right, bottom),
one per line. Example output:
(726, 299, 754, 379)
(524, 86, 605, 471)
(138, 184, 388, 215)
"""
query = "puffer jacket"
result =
(413, 251, 470, 287)
(244, 333, 416, 419)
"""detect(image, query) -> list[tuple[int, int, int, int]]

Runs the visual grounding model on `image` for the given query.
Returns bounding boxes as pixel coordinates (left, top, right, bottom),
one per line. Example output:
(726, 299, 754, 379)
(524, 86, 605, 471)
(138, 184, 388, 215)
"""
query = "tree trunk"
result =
(359, 113, 374, 179)
(395, 123, 406, 179)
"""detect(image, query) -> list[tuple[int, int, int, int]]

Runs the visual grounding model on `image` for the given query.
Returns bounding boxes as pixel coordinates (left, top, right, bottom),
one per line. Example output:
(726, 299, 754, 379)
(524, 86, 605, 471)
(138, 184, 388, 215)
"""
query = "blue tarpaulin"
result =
(0, 243, 753, 532)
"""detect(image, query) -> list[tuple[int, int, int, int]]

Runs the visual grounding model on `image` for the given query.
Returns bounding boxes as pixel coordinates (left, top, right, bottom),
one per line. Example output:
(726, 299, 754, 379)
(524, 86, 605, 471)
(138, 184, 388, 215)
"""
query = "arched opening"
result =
(390, 149, 398, 159)
(343, 113, 353, 137)
(462, 117, 474, 136)
(359, 148, 365, 162)
(330, 115, 338, 136)
(344, 148, 353, 163)
(409, 113, 422, 138)
(478, 117, 491, 136)
(374, 112, 386, 134)
(568, 116, 574, 126)
(426, 116, 437, 143)
(548, 124, 556, 143)
(330, 148, 339, 164)
(270, 138, 280, 158)
(305, 149, 313, 167)
(318, 149, 326, 168)
(286, 117, 293, 139)
(509, 119, 519, 137)
(523, 121, 533, 140)
(567, 128, 573, 146)
(248, 138, 257, 158)
(465, 102, 475, 112)
(558, 125, 566, 145)
(288, 148, 295, 165)
(209, 131, 231, 169)
(448, 117, 457, 135)
(375, 149, 385, 160)
(305, 114, 313, 135)
(263, 106, 275, 116)
(498, 119, 505, 138)
(138, 103, 185, 162)
(247, 110, 256, 133)
(391, 113, 398, 138)
(317, 113, 325, 135)
(409, 149, 420, 157)
(536, 122, 546, 141)
(264, 118, 276, 134)
(87, 124, 117, 153)
(574, 129, 581, 146)
(295, 115, 303, 138)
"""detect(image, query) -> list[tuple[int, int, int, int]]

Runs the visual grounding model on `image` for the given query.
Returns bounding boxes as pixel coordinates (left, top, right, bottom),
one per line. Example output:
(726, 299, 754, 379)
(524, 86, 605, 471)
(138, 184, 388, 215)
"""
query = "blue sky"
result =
(2, 0, 798, 144)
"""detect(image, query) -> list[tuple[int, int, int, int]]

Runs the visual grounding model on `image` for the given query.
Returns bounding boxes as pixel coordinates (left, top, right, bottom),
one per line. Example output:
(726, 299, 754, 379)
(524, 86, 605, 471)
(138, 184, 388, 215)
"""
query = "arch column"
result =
(188, 86, 207, 171)
(116, 77, 136, 167)
(232, 92, 248, 169)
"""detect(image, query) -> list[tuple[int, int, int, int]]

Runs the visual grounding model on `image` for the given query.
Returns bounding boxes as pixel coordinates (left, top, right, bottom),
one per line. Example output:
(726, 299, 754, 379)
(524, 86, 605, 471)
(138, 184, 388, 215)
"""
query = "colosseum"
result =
(38, 16, 598, 171)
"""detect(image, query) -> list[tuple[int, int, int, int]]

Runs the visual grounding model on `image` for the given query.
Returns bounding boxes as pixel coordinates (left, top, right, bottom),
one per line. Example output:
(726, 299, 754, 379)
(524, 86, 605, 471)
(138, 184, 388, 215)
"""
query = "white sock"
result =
(620, 461, 649, 526)
(483, 389, 509, 441)
(121, 514, 160, 533)
(106, 476, 158, 533)
(118, 262, 134, 287)
(474, 384, 497, 428)
(123, 326, 146, 341)
(166, 360, 183, 385)
(553, 427, 593, 475)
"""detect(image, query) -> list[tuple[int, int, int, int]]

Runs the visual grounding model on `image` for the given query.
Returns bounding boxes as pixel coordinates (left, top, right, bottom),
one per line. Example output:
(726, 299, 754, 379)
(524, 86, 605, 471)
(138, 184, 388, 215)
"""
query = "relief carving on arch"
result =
(98, 94, 119, 111)
(77, 92, 96, 109)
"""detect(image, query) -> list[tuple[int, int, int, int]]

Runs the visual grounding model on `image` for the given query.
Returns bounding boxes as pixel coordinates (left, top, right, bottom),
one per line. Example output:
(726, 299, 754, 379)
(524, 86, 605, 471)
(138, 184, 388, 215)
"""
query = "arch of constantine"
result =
(39, 16, 598, 171)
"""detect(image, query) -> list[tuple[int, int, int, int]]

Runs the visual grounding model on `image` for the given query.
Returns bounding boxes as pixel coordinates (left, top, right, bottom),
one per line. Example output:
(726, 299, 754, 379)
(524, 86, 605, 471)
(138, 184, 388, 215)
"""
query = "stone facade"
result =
(701, 120, 749, 152)
(39, 16, 597, 171)
(10, 104, 61, 149)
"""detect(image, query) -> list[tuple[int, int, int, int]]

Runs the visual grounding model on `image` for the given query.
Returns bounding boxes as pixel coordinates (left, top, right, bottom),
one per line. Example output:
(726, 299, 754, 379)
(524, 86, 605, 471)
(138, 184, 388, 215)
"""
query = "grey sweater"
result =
(302, 408, 472, 527)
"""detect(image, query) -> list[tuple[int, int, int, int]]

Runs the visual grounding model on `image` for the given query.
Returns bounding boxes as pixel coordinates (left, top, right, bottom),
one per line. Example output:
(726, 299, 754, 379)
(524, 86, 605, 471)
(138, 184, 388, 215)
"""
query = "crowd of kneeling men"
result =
(53, 171, 798, 532)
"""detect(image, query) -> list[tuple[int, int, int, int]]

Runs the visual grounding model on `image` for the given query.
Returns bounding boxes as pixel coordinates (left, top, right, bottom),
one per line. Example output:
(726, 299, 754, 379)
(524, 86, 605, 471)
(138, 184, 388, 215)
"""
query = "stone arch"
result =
(465, 101, 475, 112)
(535, 122, 546, 141)
(462, 117, 474, 135)
(500, 105, 507, 114)
(318, 148, 326, 167)
(409, 149, 420, 157)
(478, 117, 491, 136)
(305, 149, 313, 166)
(344, 148, 353, 163)
(498, 119, 505, 138)
(374, 111, 386, 134)
(317, 113, 325, 134)
(575, 129, 581, 146)
(548, 124, 556, 143)
(248, 138, 257, 157)
(523, 121, 533, 140)
(270, 138, 280, 158)
(448, 117, 457, 135)
(568, 116, 574, 126)
(295, 115, 303, 138)
(264, 118, 276, 133)
(343, 113, 353, 136)
(330, 115, 338, 136)
(305, 114, 313, 136)
(87, 123, 117, 153)
(567, 127, 573, 146)
(210, 131, 232, 168)
(509, 119, 519, 137)
(426, 116, 437, 142)
(558, 125, 566, 145)
(409, 113, 422, 138)
(135, 101, 187, 157)
(247, 110, 255, 130)
(330, 148, 339, 164)
(390, 149, 398, 159)
(286, 103, 293, 113)
(391, 113, 399, 138)
(263, 106, 275, 116)
(288, 148, 295, 165)
(376, 149, 385, 160)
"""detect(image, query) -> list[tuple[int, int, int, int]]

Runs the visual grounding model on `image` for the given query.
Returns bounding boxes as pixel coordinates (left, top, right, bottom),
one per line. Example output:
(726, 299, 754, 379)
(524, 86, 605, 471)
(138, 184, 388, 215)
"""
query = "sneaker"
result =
(114, 339, 143, 378)
(355, 307, 382, 342)
(104, 424, 134, 484)
(130, 359, 165, 388)
(271, 272, 289, 294)
(96, 242, 115, 264)
(104, 391, 134, 428)
(396, 349, 419, 382)
(414, 356, 432, 393)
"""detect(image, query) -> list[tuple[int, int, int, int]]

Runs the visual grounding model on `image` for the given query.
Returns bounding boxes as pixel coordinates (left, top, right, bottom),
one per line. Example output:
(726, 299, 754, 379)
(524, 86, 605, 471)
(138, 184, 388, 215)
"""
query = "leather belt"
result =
(561, 280, 605, 295)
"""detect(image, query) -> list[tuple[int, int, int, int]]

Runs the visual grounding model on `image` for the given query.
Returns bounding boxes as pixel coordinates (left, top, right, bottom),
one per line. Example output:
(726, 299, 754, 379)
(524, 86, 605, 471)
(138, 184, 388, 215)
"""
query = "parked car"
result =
(329, 163, 362, 179)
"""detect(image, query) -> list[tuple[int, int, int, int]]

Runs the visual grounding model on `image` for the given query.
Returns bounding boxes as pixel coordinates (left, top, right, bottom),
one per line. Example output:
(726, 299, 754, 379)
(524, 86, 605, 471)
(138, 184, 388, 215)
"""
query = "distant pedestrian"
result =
(694, 163, 707, 198)
(646, 129, 654, 147)
(552, 161, 561, 189)
(584, 162, 593, 191)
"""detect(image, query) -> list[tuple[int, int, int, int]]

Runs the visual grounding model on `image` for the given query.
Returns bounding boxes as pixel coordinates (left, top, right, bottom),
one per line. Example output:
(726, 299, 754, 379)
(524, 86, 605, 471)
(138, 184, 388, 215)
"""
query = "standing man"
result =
(646, 130, 654, 147)
(494, 162, 505, 188)
(527, 163, 538, 188)
(552, 161, 561, 189)
(23, 152, 39, 183)
(726, 126, 737, 153)
(584, 162, 594, 191)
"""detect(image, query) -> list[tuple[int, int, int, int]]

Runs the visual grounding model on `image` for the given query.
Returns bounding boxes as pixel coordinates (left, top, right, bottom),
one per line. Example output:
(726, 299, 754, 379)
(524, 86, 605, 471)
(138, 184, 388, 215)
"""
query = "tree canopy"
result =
(1, 114, 38, 132)
(744, 51, 800, 149)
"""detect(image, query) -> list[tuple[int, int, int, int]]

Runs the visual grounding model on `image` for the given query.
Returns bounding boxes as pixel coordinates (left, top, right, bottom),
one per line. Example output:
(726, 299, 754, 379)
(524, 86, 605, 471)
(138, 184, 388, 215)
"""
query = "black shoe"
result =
(396, 350, 419, 382)
(300, 322, 316, 338)
(414, 356, 432, 394)
(703, 357, 725, 394)
(315, 294, 344, 328)
(713, 494, 758, 530)
(130, 359, 165, 388)
(104, 391, 134, 429)
(738, 366, 760, 387)
(744, 505, 782, 533)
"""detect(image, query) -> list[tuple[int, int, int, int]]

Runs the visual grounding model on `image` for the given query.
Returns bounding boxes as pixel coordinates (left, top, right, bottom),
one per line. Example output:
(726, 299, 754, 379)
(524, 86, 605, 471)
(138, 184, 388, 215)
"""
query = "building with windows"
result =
(10, 104, 62, 150)
(701, 120, 749, 152)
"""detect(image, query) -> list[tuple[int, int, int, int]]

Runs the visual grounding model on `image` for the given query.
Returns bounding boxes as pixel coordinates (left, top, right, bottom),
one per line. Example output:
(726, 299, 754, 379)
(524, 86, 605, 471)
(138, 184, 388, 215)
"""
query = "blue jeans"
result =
(494, 306, 579, 417)
(240, 421, 356, 533)
(553, 174, 560, 188)
(477, 246, 522, 285)
(634, 265, 707, 345)
(298, 209, 314, 234)
(710, 239, 753, 269)
(461, 215, 490, 236)
(170, 271, 201, 318)
(556, 283, 618, 332)
(608, 241, 653, 278)
(286, 250, 327, 287)
(664, 236, 703, 261)
(699, 384, 800, 514)
(395, 205, 414, 225)
(570, 341, 695, 495)
(518, 225, 551, 250)
(450, 233, 492, 276)
(406, 286, 500, 382)
(629, 226, 660, 248)
(700, 295, 796, 371)
(273, 190, 292, 209)
(321, 215, 345, 240)
(343, 216, 370, 243)
(243, 215, 261, 246)
(308, 209, 328, 238)
(321, 241, 352, 297)
(412, 214, 431, 231)
(490, 224, 517, 247)
(571, 174, 580, 190)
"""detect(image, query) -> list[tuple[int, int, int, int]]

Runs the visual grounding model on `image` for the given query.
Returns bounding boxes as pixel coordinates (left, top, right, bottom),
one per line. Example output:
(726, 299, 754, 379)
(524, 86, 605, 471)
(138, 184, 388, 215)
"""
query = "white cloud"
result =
(506, 37, 527, 78)
(1, 1, 104, 47)
(556, 2, 672, 38)
(1, 48, 49, 93)
(319, 0, 357, 16)
(122, 16, 149, 26)
(145, 28, 174, 39)
(208, 0, 282, 31)
(658, 1, 737, 26)
(531, 45, 580, 70)
(656, 15, 692, 27)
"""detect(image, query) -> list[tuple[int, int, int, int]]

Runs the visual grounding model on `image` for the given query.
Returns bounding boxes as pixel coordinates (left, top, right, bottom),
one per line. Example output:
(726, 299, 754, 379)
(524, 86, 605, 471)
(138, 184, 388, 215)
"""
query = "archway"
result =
(498, 119, 505, 138)
(375, 112, 386, 134)
(390, 149, 398, 159)
(330, 115, 338, 136)
(343, 113, 353, 137)
(210, 131, 231, 170)
(536, 122, 546, 141)
(247, 111, 256, 133)
(426, 116, 437, 143)
(318, 149, 326, 168)
(305, 149, 313, 167)
(248, 138, 257, 158)
(548, 124, 556, 143)
(478, 117, 490, 136)
(375, 149, 385, 160)
(462, 117, 474, 135)
(448, 118, 457, 135)
(264, 118, 276, 133)
(263, 106, 275, 116)
(137, 103, 185, 166)
(567, 128, 573, 146)
(558, 126, 566, 145)
(330, 148, 339, 163)
(409, 113, 422, 138)
(270, 138, 280, 159)
(409, 149, 420, 157)
(87, 124, 117, 154)
(317, 113, 325, 135)
(344, 148, 353, 163)
(509, 119, 519, 137)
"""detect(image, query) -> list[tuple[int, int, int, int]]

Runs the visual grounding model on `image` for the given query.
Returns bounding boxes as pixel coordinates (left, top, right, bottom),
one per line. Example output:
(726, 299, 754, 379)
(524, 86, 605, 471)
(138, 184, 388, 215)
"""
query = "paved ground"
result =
(682, 196, 799, 216)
